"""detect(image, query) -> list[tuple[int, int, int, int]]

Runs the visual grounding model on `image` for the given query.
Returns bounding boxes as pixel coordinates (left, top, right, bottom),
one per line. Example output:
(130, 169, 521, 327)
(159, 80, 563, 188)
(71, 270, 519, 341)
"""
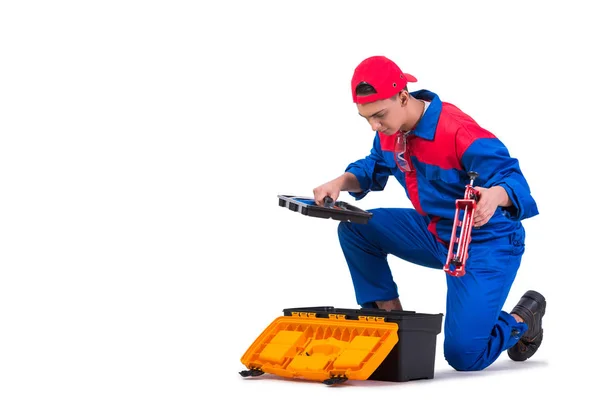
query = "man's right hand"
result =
(313, 181, 341, 206)
(313, 172, 362, 206)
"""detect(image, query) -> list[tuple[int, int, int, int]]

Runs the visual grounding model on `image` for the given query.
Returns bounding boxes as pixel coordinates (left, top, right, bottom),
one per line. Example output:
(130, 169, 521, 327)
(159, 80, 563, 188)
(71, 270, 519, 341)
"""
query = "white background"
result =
(1, 1, 598, 399)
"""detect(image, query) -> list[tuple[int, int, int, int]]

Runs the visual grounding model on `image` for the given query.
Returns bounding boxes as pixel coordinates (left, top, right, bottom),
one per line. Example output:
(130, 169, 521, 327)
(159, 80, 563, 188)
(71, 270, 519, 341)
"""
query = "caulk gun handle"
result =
(468, 171, 479, 183)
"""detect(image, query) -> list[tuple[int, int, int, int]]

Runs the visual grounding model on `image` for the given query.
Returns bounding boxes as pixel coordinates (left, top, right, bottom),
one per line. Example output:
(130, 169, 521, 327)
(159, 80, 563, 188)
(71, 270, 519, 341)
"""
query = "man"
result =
(312, 55, 546, 371)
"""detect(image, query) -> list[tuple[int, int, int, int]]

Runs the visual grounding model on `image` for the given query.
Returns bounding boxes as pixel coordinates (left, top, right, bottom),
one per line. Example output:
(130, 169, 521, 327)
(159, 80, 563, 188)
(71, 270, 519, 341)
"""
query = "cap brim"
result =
(404, 73, 418, 83)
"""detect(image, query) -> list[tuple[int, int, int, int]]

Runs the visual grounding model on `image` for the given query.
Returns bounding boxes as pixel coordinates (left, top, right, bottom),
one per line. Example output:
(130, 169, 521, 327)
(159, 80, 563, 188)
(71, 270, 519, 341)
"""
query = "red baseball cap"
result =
(351, 56, 417, 104)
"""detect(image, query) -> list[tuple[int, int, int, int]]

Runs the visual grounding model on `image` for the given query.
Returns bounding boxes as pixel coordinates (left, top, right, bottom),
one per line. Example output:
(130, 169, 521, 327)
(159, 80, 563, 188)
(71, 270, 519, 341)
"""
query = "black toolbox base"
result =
(282, 306, 443, 383)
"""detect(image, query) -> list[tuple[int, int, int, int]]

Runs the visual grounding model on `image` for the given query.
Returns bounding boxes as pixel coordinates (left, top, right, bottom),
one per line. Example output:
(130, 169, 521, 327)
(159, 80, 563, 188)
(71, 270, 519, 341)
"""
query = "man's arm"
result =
(458, 128, 539, 222)
(344, 133, 393, 200)
(332, 171, 363, 193)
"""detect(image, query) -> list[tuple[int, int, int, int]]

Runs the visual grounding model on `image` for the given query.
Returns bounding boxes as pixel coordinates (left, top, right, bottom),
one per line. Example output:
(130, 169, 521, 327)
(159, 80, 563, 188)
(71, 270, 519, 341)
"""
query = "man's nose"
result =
(370, 120, 381, 131)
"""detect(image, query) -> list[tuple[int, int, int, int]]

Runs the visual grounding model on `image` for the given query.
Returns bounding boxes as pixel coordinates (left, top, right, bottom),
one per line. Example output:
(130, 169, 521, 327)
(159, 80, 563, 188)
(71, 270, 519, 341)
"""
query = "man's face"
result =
(356, 93, 408, 135)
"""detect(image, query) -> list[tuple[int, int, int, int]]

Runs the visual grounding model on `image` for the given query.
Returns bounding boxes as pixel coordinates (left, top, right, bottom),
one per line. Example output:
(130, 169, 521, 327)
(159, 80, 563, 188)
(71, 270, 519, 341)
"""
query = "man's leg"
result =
(443, 227, 529, 371)
(337, 208, 446, 308)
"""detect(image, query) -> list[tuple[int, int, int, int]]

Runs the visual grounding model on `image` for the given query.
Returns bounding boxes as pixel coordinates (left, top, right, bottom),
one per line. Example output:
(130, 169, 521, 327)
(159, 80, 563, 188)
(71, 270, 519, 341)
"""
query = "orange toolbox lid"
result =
(240, 309, 400, 384)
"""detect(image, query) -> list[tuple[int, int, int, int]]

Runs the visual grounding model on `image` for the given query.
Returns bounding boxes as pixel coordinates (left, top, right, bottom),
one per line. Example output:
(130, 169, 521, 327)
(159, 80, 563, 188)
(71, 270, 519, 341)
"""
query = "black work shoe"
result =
(508, 290, 546, 362)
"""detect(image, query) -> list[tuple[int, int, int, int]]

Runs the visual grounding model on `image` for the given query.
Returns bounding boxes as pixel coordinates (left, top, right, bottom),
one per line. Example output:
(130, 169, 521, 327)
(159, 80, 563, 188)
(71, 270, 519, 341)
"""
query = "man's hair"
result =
(354, 81, 407, 99)
(355, 82, 377, 96)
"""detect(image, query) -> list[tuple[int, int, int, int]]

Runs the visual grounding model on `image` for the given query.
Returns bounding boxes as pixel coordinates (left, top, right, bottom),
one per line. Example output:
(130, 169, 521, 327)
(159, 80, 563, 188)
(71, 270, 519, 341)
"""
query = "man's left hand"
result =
(472, 186, 511, 227)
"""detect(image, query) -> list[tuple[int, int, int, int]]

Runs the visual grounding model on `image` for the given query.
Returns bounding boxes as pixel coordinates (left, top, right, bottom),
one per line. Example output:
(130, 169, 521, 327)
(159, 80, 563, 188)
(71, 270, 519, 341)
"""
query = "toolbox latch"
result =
(358, 315, 386, 323)
(291, 311, 317, 318)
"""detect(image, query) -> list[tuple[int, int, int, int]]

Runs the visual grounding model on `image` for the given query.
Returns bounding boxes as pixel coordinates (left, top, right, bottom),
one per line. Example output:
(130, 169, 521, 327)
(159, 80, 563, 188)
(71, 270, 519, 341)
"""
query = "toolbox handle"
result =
(323, 196, 335, 208)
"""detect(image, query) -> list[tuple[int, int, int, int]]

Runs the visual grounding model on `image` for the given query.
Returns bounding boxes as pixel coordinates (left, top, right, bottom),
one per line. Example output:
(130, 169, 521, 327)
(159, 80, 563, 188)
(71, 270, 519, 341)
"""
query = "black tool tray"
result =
(277, 194, 373, 224)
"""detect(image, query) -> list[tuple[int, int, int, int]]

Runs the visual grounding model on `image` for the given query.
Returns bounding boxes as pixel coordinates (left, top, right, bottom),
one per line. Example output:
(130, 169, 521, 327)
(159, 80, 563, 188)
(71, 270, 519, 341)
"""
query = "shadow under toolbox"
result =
(239, 306, 443, 385)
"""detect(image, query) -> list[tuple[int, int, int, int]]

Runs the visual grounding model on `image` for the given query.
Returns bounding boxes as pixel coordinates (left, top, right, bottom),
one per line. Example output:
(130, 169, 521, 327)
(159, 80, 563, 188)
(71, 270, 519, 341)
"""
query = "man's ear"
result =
(400, 90, 409, 106)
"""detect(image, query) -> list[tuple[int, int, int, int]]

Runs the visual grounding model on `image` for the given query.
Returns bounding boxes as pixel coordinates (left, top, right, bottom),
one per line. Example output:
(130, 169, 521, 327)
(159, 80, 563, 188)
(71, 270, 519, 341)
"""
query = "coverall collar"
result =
(409, 89, 441, 140)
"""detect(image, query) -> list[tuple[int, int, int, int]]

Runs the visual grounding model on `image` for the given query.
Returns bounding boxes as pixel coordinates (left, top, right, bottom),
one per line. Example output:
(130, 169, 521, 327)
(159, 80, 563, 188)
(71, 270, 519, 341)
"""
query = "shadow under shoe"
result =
(508, 290, 546, 362)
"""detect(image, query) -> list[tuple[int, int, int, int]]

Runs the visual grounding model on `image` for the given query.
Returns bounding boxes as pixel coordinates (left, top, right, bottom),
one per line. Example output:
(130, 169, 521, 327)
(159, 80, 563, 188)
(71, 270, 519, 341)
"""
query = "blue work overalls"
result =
(339, 90, 539, 371)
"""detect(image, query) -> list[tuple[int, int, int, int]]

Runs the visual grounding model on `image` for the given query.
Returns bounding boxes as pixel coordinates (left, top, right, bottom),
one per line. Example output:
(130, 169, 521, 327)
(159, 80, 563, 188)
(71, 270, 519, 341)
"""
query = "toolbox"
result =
(239, 306, 443, 385)
(277, 195, 373, 224)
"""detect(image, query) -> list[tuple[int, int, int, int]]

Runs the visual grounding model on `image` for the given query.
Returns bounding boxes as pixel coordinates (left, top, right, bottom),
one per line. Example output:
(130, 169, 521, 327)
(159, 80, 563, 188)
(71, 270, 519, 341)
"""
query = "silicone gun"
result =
(443, 171, 480, 277)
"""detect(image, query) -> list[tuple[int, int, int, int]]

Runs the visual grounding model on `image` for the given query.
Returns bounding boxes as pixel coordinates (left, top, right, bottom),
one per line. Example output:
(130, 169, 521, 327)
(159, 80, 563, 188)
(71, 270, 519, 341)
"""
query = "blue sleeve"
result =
(460, 135, 539, 221)
(344, 134, 393, 200)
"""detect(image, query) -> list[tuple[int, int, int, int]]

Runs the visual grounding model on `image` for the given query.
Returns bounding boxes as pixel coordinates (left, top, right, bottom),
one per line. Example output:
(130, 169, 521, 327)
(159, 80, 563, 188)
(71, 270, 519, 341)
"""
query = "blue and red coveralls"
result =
(338, 89, 539, 371)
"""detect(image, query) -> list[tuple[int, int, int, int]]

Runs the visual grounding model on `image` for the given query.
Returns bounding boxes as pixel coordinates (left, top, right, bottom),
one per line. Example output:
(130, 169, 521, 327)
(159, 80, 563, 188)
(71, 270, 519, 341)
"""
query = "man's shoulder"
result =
(439, 102, 477, 128)
(438, 102, 497, 149)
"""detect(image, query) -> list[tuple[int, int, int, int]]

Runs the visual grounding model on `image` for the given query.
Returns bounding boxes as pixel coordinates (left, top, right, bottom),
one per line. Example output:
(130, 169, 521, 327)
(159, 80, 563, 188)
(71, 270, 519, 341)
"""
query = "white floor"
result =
(225, 341, 569, 400)
(230, 361, 553, 399)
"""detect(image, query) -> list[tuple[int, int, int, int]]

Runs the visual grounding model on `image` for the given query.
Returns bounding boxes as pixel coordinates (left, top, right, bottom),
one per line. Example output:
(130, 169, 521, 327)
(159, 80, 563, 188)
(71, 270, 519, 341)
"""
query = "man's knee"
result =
(337, 208, 384, 238)
(337, 220, 353, 242)
(444, 338, 487, 372)
(337, 213, 375, 240)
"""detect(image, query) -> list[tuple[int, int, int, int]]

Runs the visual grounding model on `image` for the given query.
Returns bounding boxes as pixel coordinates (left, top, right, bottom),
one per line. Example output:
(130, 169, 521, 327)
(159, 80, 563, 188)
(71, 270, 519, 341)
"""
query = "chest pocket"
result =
(421, 164, 462, 184)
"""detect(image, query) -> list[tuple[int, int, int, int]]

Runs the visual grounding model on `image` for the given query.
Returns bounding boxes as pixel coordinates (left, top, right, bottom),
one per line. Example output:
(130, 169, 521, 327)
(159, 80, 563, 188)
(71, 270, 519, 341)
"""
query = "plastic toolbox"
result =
(277, 195, 373, 224)
(239, 306, 443, 385)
